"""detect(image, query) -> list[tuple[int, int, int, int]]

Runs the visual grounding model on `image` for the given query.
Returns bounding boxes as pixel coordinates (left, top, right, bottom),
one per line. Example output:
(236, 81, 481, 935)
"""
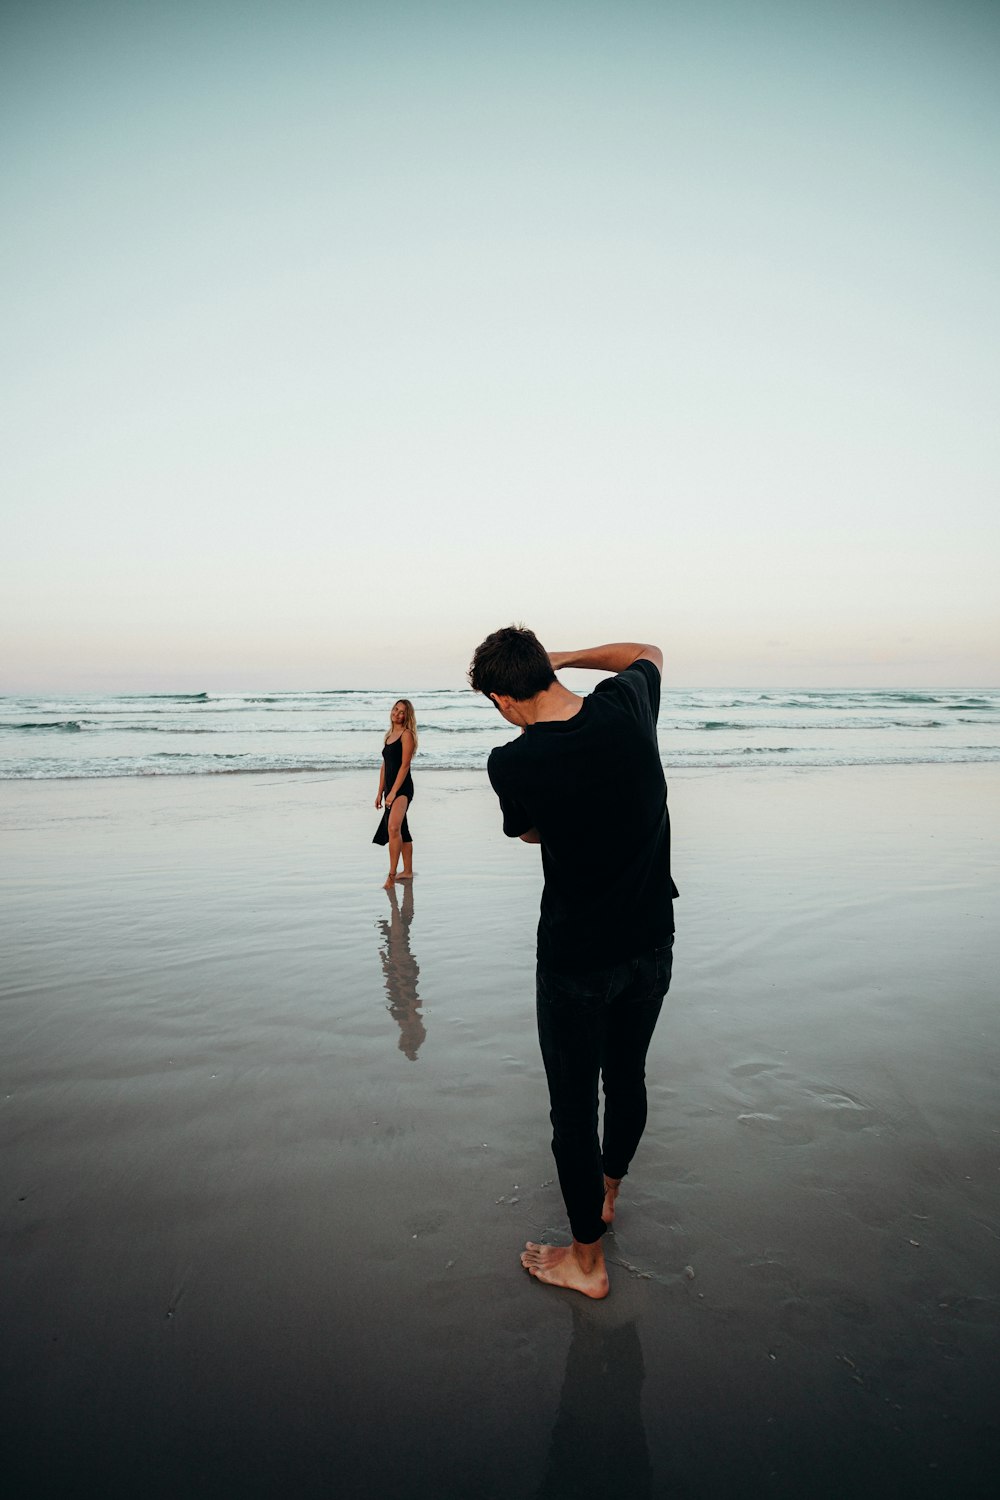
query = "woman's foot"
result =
(397, 871, 414, 880)
(383, 872, 396, 889)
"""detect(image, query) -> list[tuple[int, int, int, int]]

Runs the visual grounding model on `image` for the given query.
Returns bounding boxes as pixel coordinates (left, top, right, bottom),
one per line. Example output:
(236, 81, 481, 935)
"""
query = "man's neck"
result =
(518, 682, 584, 726)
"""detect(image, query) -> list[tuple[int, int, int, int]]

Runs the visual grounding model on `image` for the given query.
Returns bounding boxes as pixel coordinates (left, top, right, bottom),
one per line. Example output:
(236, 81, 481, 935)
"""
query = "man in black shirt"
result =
(469, 626, 677, 1298)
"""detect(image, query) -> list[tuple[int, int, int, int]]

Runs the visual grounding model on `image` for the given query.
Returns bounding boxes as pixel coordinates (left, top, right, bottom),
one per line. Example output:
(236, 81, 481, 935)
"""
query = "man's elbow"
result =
(637, 644, 663, 673)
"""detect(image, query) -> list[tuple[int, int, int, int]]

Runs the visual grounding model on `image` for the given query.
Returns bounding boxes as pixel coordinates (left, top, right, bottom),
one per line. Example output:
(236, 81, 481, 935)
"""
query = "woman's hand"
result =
(375, 794, 383, 809)
(385, 791, 395, 808)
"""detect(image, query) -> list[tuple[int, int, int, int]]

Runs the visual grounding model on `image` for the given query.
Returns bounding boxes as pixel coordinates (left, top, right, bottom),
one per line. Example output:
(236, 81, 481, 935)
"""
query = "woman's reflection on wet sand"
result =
(378, 882, 425, 1060)
(535, 1303, 651, 1500)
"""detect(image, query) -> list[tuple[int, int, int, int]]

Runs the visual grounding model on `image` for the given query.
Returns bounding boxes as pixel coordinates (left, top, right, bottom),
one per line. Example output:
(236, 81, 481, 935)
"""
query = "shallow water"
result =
(2, 767, 999, 1497)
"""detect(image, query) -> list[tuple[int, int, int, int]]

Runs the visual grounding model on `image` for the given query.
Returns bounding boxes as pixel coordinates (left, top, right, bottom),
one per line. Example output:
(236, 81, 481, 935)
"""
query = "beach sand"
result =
(2, 764, 998, 1498)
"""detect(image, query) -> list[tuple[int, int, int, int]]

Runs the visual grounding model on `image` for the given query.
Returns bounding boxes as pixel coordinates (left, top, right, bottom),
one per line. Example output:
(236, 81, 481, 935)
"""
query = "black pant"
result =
(535, 941, 673, 1245)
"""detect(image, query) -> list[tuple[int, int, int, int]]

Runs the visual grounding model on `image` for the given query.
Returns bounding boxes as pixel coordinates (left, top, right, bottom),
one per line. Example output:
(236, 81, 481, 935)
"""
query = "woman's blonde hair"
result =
(385, 698, 419, 750)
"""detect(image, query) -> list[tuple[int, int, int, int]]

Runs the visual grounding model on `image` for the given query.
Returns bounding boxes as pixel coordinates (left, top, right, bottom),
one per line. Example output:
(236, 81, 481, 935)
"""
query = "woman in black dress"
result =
(373, 698, 417, 888)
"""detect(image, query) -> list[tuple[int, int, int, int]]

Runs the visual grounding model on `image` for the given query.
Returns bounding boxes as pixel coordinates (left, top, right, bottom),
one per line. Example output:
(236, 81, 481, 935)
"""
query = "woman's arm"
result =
(375, 761, 385, 808)
(385, 731, 414, 805)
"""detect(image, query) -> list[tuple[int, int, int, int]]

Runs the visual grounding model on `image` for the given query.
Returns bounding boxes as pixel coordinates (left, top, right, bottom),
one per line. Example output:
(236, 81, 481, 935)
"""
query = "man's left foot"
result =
(520, 1240, 609, 1298)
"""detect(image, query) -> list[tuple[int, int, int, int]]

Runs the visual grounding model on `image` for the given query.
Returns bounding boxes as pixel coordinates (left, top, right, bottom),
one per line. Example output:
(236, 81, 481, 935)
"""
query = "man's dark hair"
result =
(468, 625, 556, 701)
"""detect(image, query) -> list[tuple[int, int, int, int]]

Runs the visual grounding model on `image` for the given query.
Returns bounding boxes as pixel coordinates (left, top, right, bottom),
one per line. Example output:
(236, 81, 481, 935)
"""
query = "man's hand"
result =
(548, 642, 662, 675)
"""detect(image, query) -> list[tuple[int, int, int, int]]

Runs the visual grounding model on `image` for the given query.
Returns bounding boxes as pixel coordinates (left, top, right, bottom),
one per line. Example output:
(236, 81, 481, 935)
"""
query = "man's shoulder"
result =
(593, 659, 660, 718)
(488, 738, 519, 766)
(487, 737, 521, 783)
(595, 658, 660, 693)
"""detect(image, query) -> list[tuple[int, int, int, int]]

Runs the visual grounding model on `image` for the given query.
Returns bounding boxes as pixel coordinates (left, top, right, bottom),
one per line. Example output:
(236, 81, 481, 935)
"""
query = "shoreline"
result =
(2, 749, 1000, 785)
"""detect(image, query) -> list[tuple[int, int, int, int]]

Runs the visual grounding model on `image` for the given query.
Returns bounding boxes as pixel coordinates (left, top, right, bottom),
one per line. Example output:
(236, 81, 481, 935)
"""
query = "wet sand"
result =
(2, 765, 998, 1498)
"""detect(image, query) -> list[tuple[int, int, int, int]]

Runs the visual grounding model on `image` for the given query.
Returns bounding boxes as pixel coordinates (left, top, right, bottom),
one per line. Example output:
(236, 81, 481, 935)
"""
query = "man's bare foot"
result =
(602, 1174, 622, 1224)
(520, 1240, 609, 1299)
(383, 872, 396, 889)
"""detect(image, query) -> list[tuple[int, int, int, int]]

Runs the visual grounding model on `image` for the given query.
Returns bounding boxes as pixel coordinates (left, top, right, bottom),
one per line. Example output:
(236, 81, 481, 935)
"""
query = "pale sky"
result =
(3, 0, 998, 691)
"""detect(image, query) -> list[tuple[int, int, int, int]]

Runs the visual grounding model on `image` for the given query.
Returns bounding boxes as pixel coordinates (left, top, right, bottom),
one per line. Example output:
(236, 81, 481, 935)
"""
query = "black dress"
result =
(373, 736, 413, 846)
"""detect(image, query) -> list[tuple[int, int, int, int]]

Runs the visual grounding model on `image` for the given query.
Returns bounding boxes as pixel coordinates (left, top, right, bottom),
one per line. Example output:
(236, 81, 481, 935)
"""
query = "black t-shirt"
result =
(487, 659, 677, 973)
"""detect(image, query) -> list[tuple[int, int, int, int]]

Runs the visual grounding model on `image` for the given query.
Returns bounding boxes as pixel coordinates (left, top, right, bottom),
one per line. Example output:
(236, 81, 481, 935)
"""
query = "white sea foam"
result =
(1, 687, 998, 778)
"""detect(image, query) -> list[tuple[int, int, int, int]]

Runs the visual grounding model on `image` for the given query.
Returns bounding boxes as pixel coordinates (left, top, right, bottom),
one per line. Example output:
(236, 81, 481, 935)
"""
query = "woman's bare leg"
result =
(384, 797, 409, 889)
(384, 832, 401, 888)
(399, 841, 414, 878)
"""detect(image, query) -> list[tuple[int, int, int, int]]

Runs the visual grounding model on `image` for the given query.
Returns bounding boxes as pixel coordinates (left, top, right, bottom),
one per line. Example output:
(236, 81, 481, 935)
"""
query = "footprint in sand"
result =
(736, 1110, 814, 1145)
(818, 1089, 876, 1131)
(730, 1060, 781, 1079)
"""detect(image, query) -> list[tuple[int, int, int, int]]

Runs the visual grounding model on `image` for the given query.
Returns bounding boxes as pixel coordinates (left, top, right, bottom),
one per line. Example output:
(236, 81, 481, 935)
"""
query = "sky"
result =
(3, 0, 998, 691)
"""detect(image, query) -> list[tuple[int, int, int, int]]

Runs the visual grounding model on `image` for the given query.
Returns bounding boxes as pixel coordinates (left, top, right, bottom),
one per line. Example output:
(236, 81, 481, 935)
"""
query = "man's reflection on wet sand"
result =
(378, 882, 425, 1060)
(534, 1302, 652, 1500)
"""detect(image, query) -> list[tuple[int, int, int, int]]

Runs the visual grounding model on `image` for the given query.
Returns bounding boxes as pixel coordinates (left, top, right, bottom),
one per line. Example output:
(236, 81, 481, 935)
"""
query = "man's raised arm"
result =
(547, 642, 663, 675)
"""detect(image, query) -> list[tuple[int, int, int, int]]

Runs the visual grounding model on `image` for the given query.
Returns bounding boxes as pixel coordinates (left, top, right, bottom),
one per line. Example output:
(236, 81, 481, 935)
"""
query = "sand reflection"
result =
(378, 882, 425, 1060)
(535, 1304, 651, 1499)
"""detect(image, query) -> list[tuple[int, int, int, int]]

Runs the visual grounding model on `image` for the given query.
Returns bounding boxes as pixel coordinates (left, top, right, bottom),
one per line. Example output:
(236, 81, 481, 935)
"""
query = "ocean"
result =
(2, 686, 998, 779)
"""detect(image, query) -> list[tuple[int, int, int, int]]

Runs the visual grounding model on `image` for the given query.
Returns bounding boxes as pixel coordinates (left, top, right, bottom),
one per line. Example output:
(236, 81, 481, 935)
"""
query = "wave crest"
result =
(9, 720, 86, 732)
